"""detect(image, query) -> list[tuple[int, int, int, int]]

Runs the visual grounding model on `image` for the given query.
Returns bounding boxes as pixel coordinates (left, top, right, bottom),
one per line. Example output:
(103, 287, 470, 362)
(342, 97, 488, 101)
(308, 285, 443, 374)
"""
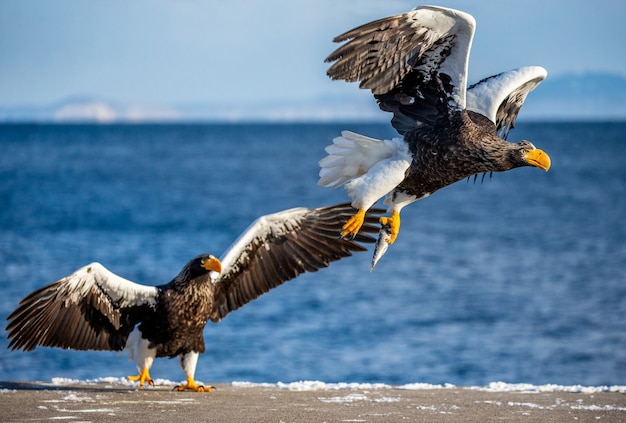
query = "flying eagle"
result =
(6, 203, 380, 391)
(318, 5, 551, 268)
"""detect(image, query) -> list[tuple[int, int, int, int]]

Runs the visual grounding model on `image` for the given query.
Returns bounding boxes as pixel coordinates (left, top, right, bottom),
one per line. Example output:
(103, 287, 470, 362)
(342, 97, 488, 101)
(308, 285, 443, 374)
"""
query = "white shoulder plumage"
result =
(466, 66, 547, 137)
(7, 262, 158, 351)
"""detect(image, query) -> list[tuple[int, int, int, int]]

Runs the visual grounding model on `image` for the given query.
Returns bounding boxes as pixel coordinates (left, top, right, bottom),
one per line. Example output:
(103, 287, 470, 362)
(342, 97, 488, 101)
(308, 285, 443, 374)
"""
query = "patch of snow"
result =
(398, 382, 456, 390)
(50, 376, 184, 387)
(233, 380, 391, 391)
(570, 404, 626, 411)
(375, 396, 401, 403)
(60, 393, 94, 402)
(43, 392, 94, 403)
(474, 382, 626, 393)
(50, 405, 117, 413)
(318, 393, 369, 403)
(507, 401, 544, 409)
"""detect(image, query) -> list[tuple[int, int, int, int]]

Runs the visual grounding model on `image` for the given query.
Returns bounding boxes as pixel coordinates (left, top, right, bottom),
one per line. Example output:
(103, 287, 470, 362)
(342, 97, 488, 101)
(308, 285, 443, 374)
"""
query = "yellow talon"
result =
(379, 211, 401, 244)
(175, 377, 213, 392)
(341, 209, 366, 239)
(128, 367, 154, 389)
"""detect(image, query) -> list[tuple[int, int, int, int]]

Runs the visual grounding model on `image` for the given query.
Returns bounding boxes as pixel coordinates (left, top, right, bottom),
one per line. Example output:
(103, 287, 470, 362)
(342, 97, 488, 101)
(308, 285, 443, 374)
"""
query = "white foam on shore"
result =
(47, 377, 626, 394)
(233, 380, 626, 393)
(233, 380, 391, 391)
(471, 382, 626, 394)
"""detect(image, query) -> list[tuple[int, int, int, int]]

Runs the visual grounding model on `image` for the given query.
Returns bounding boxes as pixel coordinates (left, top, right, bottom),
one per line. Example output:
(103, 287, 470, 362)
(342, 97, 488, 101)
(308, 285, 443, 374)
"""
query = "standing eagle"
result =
(318, 5, 551, 268)
(6, 203, 379, 391)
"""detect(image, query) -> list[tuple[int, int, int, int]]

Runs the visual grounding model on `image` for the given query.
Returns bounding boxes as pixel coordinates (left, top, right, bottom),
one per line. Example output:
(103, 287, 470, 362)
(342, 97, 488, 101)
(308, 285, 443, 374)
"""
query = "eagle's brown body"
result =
(6, 204, 381, 390)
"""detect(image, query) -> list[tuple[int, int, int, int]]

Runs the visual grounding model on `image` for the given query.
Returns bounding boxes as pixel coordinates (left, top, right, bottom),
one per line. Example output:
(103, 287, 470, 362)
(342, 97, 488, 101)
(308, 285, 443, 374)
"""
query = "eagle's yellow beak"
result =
(524, 148, 551, 171)
(202, 256, 222, 273)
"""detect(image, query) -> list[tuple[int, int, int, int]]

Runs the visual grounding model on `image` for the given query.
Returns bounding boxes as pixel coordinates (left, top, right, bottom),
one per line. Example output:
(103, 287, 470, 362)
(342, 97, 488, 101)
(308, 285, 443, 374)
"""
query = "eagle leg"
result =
(379, 211, 400, 244)
(341, 209, 366, 239)
(175, 377, 214, 392)
(128, 367, 154, 389)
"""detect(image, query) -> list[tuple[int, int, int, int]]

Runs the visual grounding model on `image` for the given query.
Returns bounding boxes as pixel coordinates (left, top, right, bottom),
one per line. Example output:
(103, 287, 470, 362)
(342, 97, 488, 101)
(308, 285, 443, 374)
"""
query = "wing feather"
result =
(210, 203, 382, 321)
(466, 66, 547, 138)
(326, 6, 476, 135)
(6, 263, 158, 351)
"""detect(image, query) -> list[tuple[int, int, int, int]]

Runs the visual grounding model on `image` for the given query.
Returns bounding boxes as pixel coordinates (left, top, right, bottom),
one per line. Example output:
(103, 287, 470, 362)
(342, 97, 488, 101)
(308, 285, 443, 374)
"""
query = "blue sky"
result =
(1, 0, 625, 109)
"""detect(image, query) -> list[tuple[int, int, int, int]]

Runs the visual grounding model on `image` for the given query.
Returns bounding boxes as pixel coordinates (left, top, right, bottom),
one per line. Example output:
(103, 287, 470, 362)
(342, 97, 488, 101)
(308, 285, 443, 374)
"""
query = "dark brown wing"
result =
(325, 6, 476, 135)
(6, 263, 158, 351)
(209, 203, 381, 321)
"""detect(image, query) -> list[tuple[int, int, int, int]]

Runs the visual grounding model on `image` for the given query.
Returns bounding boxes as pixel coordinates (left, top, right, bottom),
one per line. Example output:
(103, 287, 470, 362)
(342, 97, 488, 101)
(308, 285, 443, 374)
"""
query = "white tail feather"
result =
(318, 131, 399, 188)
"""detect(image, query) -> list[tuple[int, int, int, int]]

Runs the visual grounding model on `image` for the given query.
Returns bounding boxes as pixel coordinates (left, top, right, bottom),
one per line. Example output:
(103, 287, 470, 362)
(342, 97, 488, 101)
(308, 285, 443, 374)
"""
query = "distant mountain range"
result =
(520, 72, 626, 120)
(1, 72, 625, 123)
(0, 96, 180, 124)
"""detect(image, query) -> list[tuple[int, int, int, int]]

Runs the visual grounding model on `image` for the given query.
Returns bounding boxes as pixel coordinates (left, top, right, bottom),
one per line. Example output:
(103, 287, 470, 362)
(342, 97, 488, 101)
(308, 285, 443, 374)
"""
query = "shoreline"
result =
(1, 380, 625, 422)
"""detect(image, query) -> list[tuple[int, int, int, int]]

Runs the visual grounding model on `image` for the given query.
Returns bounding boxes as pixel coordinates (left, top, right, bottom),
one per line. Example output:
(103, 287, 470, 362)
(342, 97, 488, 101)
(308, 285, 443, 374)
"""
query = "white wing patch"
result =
(66, 262, 158, 308)
(216, 207, 309, 281)
(7, 262, 159, 351)
(407, 6, 476, 108)
(466, 66, 548, 124)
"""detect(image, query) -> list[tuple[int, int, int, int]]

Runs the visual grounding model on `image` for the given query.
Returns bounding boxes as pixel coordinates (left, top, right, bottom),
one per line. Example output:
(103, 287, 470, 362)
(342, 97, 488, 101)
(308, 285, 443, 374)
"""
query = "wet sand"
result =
(1, 380, 625, 422)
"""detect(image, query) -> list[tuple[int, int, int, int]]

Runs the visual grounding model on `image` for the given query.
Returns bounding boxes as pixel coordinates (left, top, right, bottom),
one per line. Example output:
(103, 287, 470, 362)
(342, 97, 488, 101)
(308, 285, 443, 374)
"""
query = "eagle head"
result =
(185, 254, 222, 281)
(515, 140, 551, 171)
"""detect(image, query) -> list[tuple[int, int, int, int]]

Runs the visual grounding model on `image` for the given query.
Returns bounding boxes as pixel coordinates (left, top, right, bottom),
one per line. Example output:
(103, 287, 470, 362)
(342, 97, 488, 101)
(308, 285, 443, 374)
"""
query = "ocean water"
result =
(0, 122, 624, 387)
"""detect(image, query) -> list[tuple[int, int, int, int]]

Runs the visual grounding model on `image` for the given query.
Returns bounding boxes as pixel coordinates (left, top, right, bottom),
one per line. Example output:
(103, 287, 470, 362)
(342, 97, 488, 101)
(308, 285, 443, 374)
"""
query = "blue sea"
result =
(0, 122, 624, 387)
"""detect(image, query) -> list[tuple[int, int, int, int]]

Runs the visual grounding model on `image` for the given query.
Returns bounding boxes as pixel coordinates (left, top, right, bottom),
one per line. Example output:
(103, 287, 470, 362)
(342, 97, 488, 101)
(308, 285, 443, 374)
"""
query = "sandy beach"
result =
(1, 380, 625, 422)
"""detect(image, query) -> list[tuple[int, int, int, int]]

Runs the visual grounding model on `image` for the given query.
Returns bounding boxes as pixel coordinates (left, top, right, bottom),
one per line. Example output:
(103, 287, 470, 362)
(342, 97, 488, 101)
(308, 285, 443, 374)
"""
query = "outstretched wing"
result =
(210, 203, 381, 321)
(6, 263, 158, 352)
(466, 66, 547, 138)
(326, 5, 476, 135)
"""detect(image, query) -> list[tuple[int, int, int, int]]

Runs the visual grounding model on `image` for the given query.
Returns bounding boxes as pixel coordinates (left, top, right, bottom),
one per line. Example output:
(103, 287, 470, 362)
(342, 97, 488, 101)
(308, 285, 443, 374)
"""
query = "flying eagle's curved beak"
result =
(524, 149, 551, 171)
(202, 256, 222, 273)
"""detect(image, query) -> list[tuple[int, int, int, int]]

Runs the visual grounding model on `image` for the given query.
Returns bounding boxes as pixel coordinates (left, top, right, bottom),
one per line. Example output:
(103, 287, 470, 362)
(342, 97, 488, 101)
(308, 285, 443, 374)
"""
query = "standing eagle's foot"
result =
(128, 367, 154, 389)
(175, 377, 214, 392)
(341, 209, 366, 240)
(379, 211, 400, 244)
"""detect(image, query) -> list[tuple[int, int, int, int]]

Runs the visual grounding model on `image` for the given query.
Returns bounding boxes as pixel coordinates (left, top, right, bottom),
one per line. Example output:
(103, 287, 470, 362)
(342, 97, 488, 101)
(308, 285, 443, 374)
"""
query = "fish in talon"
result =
(371, 224, 392, 271)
